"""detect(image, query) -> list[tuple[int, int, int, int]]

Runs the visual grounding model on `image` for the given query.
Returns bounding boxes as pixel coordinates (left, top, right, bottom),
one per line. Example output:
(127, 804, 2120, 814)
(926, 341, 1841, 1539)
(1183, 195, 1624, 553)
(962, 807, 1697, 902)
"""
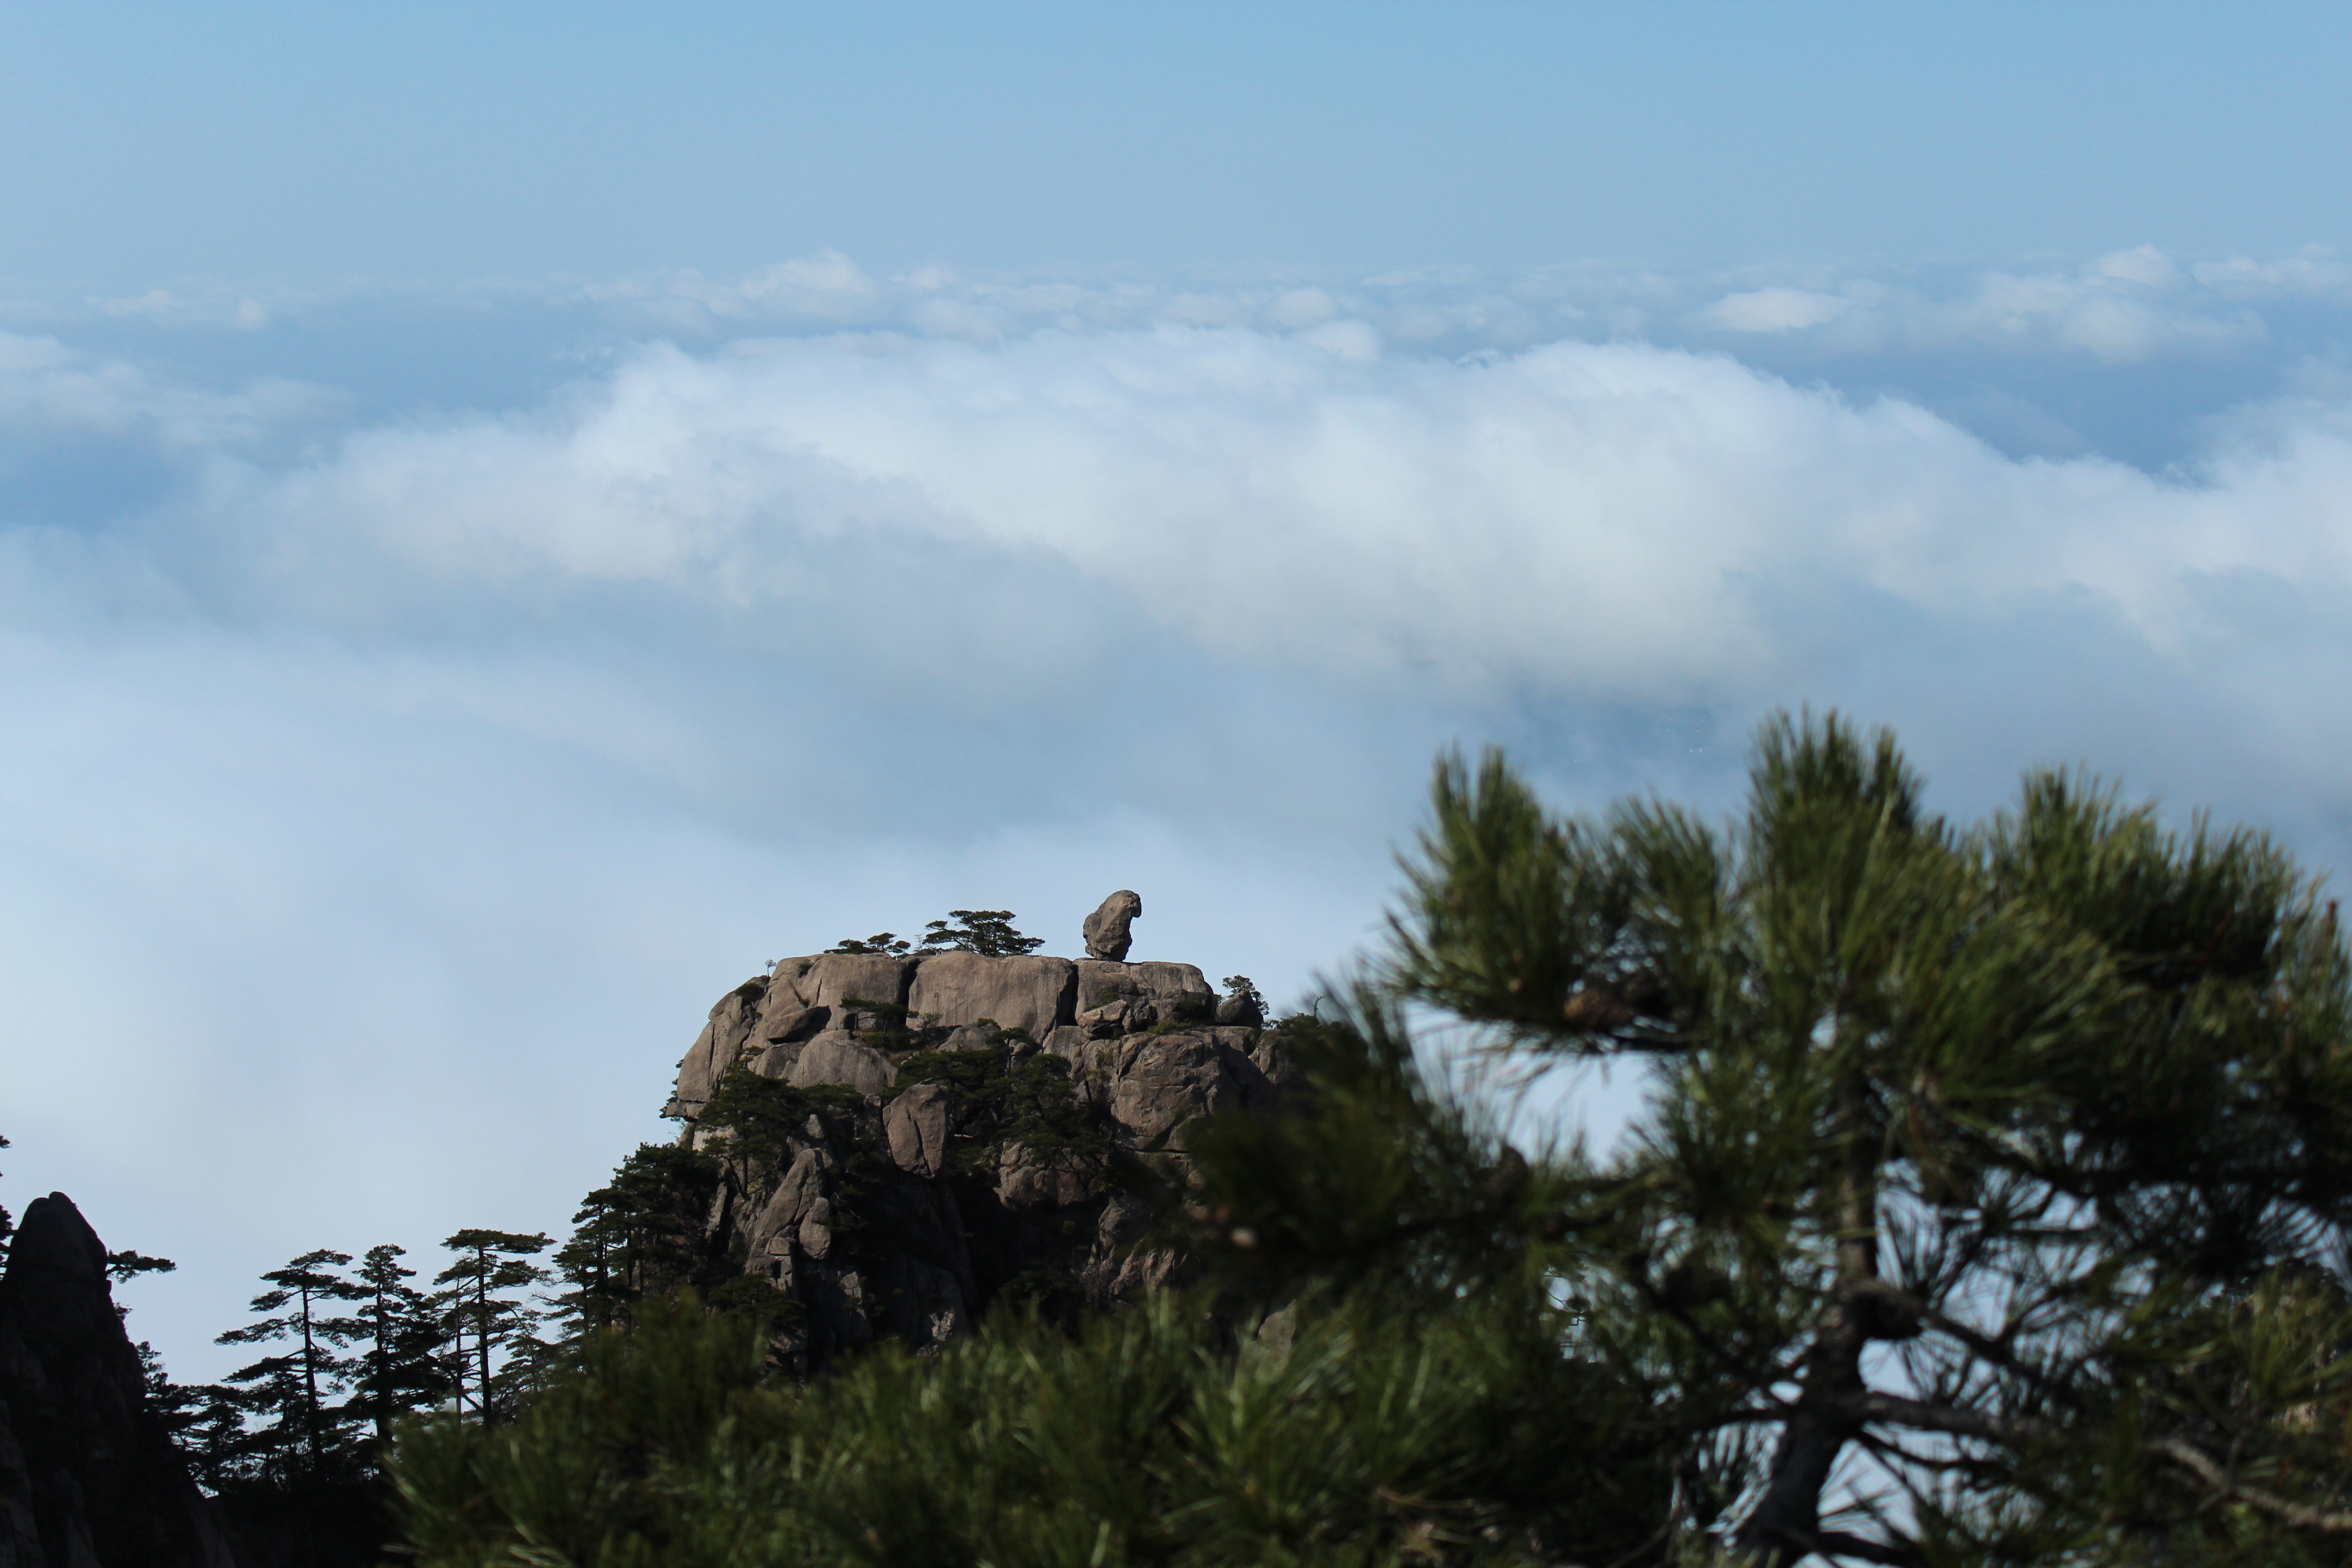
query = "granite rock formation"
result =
(665, 913, 1293, 1373)
(0, 1193, 240, 1568)
(1081, 890, 1142, 961)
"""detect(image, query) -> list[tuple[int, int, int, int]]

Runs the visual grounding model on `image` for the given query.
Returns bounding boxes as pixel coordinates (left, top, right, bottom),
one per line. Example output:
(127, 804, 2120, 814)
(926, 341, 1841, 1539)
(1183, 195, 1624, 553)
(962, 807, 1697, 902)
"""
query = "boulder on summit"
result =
(1081, 889, 1142, 961)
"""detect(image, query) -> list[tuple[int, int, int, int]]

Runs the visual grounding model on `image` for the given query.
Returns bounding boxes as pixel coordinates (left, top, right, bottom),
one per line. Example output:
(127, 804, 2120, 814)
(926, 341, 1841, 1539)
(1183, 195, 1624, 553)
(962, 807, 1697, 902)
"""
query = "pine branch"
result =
(2151, 1437, 2352, 1533)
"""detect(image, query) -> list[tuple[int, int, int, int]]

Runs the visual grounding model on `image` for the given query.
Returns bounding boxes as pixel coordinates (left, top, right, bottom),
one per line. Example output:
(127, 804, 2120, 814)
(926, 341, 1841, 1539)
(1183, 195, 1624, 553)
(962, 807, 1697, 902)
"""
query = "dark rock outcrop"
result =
(666, 938, 1295, 1374)
(0, 1193, 240, 1568)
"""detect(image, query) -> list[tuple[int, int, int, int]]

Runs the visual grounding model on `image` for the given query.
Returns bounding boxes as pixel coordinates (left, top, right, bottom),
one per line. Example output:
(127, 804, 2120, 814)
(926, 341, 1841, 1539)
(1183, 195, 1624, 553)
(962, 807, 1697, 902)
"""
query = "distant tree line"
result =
(124, 1149, 729, 1563)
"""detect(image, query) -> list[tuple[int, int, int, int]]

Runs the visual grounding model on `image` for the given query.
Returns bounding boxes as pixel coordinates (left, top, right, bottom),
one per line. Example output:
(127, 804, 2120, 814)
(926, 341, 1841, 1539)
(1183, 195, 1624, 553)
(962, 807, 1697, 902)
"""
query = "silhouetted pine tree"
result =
(215, 1248, 370, 1485)
(553, 1143, 722, 1334)
(432, 1229, 552, 1419)
(348, 1244, 455, 1453)
(137, 1341, 248, 1491)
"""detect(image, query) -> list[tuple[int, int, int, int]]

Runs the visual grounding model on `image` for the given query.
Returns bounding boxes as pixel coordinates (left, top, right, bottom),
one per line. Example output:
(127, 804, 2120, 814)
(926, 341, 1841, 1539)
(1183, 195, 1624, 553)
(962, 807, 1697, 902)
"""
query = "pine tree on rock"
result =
(433, 1229, 552, 1420)
(825, 932, 911, 956)
(918, 910, 1044, 955)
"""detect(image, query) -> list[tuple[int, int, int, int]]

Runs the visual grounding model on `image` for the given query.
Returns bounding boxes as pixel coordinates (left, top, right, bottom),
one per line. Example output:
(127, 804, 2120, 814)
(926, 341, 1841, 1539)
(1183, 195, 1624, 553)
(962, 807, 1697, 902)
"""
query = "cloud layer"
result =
(230, 314, 2352, 705)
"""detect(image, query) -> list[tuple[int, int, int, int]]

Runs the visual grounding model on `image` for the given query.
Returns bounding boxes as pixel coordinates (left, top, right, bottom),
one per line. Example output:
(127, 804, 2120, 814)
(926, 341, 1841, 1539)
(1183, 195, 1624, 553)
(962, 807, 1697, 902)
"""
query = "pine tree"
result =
(106, 1247, 176, 1284)
(349, 1244, 456, 1450)
(553, 1143, 722, 1334)
(828, 911, 1045, 958)
(1368, 712, 2352, 1564)
(433, 1229, 552, 1420)
(215, 1248, 370, 1483)
(826, 932, 911, 956)
(137, 1341, 248, 1491)
(917, 909, 1044, 956)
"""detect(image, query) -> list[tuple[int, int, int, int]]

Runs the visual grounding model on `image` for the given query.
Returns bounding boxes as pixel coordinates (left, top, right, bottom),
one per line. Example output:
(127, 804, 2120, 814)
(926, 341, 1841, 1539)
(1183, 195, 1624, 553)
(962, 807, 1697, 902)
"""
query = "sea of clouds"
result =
(7, 245, 2352, 1376)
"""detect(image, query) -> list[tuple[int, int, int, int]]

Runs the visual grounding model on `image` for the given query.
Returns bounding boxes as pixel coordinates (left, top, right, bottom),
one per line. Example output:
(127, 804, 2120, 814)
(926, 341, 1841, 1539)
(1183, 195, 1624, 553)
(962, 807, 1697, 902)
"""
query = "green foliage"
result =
(1380, 711, 2352, 1564)
(701, 1272, 806, 1333)
(842, 994, 916, 1050)
(392, 1286, 1665, 1567)
(893, 1027, 1106, 1176)
(917, 909, 1046, 956)
(1174, 1001, 1565, 1308)
(386, 710, 2352, 1567)
(828, 933, 911, 956)
(1147, 993, 1215, 1032)
(699, 1060, 865, 1183)
(555, 1142, 726, 1333)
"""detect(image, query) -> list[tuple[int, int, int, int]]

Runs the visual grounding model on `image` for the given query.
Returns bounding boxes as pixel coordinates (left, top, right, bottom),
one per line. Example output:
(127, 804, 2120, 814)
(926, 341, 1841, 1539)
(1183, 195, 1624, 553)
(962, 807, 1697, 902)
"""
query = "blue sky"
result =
(6, 2, 2350, 282)
(6, 2, 2352, 1379)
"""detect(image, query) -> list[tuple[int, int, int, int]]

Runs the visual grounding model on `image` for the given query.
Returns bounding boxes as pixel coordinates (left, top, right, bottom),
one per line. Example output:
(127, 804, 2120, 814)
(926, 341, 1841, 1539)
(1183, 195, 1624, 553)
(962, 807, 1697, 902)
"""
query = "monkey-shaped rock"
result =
(1083, 889, 1142, 961)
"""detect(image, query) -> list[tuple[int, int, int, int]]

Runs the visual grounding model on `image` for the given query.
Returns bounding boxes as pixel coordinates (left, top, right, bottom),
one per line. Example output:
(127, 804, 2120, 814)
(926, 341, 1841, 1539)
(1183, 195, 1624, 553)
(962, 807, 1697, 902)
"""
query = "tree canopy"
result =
(1371, 713, 2352, 1563)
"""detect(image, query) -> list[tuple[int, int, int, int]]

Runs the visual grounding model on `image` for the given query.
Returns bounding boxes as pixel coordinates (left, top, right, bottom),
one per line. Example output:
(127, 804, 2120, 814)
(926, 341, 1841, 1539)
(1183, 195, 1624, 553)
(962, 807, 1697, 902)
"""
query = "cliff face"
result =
(665, 941, 1288, 1371)
(0, 1194, 239, 1568)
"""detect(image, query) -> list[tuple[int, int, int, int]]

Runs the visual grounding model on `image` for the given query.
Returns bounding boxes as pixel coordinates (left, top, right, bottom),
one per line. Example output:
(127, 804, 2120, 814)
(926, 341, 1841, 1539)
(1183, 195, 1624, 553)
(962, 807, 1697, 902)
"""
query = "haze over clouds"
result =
(5, 1, 2352, 1385)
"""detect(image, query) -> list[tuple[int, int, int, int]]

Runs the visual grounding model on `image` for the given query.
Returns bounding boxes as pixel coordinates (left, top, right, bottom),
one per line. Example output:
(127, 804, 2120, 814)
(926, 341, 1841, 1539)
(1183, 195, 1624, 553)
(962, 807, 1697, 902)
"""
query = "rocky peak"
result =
(0, 1192, 240, 1568)
(664, 898, 1294, 1372)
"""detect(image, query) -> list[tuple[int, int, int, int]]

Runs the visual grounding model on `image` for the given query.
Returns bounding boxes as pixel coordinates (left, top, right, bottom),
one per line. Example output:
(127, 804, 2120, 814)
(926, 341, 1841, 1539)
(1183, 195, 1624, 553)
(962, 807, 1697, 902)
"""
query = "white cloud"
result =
(1704, 286, 1851, 333)
(1947, 266, 2261, 362)
(1265, 287, 1339, 329)
(1297, 318, 1382, 362)
(33, 247, 2337, 389)
(2094, 244, 2185, 288)
(0, 330, 335, 447)
(2192, 248, 2352, 297)
(673, 250, 885, 319)
(227, 326, 2352, 701)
